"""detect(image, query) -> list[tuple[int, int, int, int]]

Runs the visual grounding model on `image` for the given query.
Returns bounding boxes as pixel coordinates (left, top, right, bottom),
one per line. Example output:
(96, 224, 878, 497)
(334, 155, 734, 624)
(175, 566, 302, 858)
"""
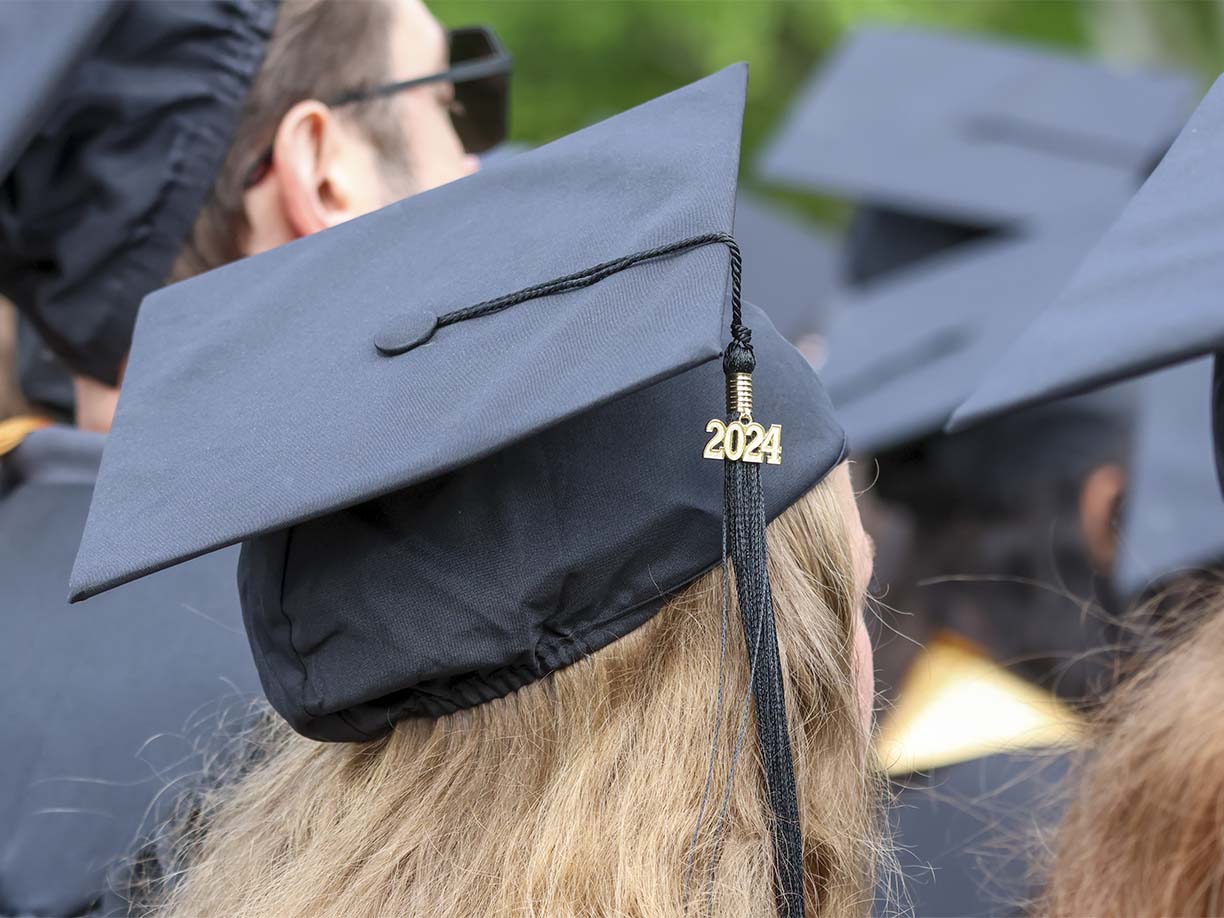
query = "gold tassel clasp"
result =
(703, 370, 782, 465)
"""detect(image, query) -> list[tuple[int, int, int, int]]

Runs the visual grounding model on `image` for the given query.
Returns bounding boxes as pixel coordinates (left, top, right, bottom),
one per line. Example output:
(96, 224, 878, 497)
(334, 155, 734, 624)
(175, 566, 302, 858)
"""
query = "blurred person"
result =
(755, 27, 1202, 916)
(948, 71, 1224, 916)
(0, 0, 504, 912)
(825, 226, 1131, 918)
(68, 70, 888, 918)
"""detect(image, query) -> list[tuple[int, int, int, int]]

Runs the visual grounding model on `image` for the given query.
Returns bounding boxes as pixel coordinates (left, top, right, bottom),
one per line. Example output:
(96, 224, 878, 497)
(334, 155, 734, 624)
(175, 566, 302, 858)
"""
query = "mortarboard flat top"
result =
(756, 27, 1198, 228)
(1116, 360, 1224, 597)
(820, 215, 1117, 456)
(951, 73, 1224, 432)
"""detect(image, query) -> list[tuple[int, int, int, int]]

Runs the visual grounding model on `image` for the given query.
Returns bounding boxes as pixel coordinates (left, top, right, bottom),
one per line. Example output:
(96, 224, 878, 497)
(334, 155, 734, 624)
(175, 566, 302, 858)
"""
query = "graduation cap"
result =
(71, 66, 847, 915)
(949, 74, 1224, 486)
(0, 0, 277, 385)
(821, 217, 1121, 458)
(1116, 361, 1224, 597)
(756, 27, 1197, 229)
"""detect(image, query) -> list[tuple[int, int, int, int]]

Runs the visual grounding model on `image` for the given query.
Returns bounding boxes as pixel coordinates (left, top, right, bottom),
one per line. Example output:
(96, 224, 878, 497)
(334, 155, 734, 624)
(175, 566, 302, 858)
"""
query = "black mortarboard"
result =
(821, 219, 1119, 456)
(0, 0, 277, 385)
(70, 67, 847, 915)
(1115, 360, 1224, 596)
(756, 27, 1197, 228)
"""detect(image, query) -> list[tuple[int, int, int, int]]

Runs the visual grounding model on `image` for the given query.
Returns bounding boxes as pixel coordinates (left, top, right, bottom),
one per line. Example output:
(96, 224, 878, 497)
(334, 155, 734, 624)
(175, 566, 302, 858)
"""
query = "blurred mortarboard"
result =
(70, 68, 844, 909)
(1115, 360, 1224, 597)
(822, 217, 1119, 457)
(756, 27, 1197, 229)
(0, 0, 277, 384)
(949, 75, 1224, 472)
(734, 193, 840, 344)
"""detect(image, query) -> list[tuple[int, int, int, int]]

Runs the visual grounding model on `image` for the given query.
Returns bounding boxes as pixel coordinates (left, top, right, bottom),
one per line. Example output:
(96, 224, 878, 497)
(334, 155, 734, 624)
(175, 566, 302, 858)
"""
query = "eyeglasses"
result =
(243, 26, 511, 189)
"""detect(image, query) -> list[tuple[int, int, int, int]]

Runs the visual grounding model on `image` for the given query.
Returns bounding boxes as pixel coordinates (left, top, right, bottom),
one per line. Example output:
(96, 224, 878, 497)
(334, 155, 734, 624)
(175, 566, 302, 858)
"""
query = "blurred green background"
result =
(433, 0, 1224, 224)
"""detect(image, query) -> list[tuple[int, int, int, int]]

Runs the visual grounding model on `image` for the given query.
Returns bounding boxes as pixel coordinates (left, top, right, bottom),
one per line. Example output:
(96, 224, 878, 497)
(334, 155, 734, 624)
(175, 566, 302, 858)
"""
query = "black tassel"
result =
(723, 330, 806, 918)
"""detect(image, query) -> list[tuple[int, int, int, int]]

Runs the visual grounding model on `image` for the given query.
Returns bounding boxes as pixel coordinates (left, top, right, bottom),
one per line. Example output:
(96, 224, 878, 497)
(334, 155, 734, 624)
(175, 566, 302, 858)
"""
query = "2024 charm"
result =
(704, 369, 781, 465)
(703, 418, 781, 465)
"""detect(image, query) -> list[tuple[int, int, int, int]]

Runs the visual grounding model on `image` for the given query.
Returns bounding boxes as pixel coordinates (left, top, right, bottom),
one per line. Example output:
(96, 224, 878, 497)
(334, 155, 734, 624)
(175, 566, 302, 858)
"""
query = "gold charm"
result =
(703, 371, 781, 465)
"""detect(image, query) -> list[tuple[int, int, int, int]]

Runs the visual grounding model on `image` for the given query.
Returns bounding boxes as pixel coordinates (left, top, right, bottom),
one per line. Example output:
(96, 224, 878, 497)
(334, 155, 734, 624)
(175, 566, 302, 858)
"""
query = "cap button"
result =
(375, 312, 439, 356)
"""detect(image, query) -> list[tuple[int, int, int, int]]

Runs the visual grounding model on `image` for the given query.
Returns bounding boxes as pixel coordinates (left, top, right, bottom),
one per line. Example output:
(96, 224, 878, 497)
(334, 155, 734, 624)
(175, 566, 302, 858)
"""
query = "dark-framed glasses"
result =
(244, 25, 510, 188)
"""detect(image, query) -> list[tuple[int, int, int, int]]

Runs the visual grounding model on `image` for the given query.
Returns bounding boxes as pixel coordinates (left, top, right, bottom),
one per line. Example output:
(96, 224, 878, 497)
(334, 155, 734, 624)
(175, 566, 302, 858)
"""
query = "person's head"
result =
(1042, 587, 1224, 916)
(173, 0, 477, 278)
(69, 0, 479, 431)
(865, 395, 1131, 706)
(137, 468, 883, 917)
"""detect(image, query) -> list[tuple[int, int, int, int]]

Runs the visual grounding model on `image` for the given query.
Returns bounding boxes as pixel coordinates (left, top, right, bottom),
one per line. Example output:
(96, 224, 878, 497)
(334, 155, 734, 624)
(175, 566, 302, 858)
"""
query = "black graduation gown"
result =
(882, 751, 1071, 916)
(873, 637, 1078, 917)
(0, 424, 259, 916)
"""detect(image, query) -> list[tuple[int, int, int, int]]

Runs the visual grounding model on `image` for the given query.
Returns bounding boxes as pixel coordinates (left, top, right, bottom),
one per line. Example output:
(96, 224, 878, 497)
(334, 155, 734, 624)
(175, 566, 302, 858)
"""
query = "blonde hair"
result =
(1043, 583, 1224, 916)
(153, 478, 883, 917)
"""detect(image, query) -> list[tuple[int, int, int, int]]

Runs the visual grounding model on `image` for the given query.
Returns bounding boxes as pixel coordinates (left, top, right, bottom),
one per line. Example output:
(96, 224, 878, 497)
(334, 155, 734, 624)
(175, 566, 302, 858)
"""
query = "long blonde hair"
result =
(1043, 582, 1224, 916)
(154, 478, 883, 917)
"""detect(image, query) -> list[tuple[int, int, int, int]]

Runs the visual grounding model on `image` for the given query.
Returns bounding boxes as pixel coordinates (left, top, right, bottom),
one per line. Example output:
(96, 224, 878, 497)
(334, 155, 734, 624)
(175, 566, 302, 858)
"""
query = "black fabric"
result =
(0, 427, 260, 916)
(239, 306, 844, 740)
(881, 752, 1072, 917)
(0, 0, 276, 384)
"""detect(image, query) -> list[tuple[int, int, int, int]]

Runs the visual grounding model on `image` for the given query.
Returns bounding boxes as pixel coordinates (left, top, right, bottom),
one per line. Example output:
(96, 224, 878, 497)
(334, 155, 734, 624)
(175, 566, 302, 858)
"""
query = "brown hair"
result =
(172, 0, 405, 280)
(150, 479, 885, 916)
(1042, 581, 1224, 916)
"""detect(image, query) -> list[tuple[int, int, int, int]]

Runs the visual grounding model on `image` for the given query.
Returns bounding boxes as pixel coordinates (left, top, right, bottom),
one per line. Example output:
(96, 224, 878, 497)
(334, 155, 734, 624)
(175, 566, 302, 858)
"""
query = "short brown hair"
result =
(172, 0, 403, 280)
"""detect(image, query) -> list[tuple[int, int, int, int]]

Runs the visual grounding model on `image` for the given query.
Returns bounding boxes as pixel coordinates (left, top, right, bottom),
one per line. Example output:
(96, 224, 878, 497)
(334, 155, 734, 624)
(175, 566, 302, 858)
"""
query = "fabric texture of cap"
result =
(70, 65, 848, 742)
(756, 27, 1198, 228)
(1115, 359, 1224, 596)
(0, 0, 277, 384)
(950, 73, 1224, 433)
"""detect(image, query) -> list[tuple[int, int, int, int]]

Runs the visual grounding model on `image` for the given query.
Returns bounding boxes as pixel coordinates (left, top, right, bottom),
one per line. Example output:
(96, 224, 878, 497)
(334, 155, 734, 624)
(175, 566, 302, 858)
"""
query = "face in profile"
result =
(378, 0, 480, 202)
